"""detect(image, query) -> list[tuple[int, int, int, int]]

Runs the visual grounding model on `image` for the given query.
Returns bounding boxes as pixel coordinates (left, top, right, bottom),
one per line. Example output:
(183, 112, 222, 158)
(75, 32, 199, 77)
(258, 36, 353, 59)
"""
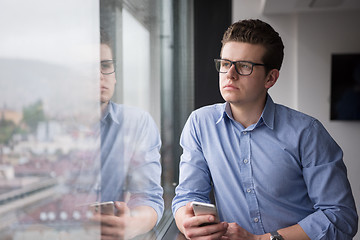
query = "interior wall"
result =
(232, 1, 360, 238)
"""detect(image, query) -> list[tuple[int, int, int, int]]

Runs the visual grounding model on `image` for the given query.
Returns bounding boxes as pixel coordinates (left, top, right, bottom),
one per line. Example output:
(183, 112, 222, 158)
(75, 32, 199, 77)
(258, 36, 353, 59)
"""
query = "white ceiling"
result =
(262, 0, 360, 14)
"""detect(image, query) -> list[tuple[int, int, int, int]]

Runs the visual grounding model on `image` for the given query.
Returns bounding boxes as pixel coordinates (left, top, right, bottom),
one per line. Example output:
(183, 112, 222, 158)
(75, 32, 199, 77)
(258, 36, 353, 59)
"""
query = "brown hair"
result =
(100, 27, 112, 47)
(221, 19, 284, 72)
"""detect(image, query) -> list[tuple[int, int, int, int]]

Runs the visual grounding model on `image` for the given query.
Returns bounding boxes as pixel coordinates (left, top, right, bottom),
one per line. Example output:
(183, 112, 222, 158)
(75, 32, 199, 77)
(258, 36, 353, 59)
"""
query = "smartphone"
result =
(191, 201, 219, 224)
(89, 201, 115, 215)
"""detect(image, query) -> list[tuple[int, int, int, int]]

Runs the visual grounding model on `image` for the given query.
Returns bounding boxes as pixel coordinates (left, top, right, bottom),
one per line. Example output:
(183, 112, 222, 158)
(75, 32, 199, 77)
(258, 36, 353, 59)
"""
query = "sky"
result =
(0, 0, 100, 118)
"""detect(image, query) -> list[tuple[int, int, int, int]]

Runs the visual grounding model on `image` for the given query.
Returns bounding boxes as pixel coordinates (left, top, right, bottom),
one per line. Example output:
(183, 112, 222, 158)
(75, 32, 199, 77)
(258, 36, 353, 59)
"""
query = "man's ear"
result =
(265, 69, 279, 89)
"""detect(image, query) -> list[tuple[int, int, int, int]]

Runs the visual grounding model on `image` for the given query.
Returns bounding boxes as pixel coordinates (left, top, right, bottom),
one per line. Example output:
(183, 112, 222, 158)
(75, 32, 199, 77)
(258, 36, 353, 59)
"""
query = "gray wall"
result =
(233, 1, 360, 238)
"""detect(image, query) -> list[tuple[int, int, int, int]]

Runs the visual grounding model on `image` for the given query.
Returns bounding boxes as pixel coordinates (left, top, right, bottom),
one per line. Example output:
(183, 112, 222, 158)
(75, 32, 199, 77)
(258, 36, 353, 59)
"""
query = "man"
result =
(172, 19, 358, 240)
(90, 30, 164, 239)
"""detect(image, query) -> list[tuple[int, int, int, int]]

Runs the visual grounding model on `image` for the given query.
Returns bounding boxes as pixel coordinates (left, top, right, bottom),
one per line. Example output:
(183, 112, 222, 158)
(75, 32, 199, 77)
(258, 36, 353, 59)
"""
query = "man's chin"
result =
(100, 99, 109, 105)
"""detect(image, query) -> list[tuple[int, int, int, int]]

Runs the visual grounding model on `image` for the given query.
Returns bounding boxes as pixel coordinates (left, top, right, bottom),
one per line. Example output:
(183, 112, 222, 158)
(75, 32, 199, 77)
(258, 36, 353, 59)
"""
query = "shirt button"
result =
(246, 188, 251, 193)
(243, 131, 247, 135)
(243, 159, 249, 164)
(254, 217, 259, 223)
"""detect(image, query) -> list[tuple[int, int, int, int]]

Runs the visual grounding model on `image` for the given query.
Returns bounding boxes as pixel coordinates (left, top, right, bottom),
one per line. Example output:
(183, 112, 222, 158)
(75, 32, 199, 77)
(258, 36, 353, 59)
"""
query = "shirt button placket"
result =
(239, 130, 264, 234)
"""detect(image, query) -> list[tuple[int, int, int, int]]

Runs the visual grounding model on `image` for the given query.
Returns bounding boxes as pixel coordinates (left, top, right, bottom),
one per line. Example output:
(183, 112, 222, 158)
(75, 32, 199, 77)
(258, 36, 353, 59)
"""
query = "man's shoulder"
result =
(192, 103, 225, 117)
(274, 102, 317, 126)
(187, 103, 226, 124)
(109, 102, 153, 122)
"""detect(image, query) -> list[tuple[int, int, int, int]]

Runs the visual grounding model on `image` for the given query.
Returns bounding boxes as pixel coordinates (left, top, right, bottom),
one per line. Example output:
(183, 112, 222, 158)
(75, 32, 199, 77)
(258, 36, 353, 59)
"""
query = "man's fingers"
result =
(114, 201, 130, 216)
(101, 224, 124, 237)
(184, 222, 228, 239)
(185, 202, 194, 214)
(183, 214, 217, 228)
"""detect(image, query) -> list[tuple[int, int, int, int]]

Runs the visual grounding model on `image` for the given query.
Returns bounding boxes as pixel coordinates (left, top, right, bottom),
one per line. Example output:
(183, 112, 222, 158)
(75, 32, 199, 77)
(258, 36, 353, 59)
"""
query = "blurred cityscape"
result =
(0, 100, 100, 239)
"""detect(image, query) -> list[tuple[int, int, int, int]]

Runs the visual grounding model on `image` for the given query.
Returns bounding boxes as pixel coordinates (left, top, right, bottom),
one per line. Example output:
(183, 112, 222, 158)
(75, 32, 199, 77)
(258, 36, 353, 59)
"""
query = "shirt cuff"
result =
(298, 210, 331, 240)
(172, 201, 188, 217)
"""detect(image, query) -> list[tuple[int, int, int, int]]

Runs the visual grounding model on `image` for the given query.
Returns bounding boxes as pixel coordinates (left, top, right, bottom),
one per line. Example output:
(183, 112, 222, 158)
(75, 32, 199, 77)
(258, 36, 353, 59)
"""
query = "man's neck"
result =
(100, 101, 109, 117)
(229, 98, 266, 128)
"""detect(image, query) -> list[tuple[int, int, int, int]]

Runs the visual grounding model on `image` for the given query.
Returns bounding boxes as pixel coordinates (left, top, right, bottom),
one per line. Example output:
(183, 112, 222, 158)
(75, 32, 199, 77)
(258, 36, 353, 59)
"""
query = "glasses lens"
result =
(234, 61, 252, 75)
(215, 59, 231, 73)
(101, 60, 115, 74)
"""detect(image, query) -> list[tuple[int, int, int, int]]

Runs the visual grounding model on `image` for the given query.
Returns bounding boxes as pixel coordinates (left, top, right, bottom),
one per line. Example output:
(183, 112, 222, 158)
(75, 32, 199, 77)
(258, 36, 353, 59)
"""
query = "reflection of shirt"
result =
(172, 95, 358, 239)
(101, 101, 163, 223)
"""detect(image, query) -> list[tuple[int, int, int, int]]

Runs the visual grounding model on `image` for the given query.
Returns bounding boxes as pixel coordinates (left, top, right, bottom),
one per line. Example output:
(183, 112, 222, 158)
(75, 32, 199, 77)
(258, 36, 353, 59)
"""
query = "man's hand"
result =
(175, 202, 228, 240)
(221, 222, 311, 240)
(221, 222, 263, 240)
(91, 201, 130, 240)
(92, 201, 157, 240)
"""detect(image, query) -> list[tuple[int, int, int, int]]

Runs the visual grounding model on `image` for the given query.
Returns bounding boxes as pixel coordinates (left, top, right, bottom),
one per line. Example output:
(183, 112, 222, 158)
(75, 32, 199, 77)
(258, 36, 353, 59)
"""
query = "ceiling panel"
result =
(262, 0, 360, 14)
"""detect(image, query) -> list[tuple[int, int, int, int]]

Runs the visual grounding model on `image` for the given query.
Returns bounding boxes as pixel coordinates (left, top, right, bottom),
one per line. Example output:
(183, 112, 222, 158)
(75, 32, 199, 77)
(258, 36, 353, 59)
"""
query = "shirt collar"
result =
(216, 94, 275, 130)
(101, 101, 120, 125)
(216, 103, 230, 124)
(261, 94, 275, 130)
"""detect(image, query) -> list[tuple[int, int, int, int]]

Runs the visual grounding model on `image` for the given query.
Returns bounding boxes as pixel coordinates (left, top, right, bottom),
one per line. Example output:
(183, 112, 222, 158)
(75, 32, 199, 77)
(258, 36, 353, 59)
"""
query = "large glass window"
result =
(0, 0, 193, 239)
(0, 0, 101, 239)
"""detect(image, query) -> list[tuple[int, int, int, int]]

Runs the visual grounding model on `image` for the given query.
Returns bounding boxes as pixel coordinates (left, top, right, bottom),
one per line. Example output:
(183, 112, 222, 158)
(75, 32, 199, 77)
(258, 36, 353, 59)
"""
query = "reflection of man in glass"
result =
(92, 29, 164, 239)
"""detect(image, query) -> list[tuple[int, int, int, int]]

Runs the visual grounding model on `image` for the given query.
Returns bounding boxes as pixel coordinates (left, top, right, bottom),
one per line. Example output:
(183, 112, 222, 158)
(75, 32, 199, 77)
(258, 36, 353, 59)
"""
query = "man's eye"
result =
(222, 62, 230, 67)
(239, 63, 251, 69)
(102, 63, 112, 69)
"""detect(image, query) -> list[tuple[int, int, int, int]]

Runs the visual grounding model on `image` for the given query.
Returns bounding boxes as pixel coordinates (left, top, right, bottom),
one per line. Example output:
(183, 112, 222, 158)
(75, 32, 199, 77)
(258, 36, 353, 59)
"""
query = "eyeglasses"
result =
(101, 60, 116, 75)
(214, 59, 266, 76)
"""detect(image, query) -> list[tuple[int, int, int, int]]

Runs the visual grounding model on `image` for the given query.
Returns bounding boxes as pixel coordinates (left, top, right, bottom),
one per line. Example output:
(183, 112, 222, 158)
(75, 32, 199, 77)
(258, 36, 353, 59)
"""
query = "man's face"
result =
(219, 41, 272, 108)
(100, 44, 116, 104)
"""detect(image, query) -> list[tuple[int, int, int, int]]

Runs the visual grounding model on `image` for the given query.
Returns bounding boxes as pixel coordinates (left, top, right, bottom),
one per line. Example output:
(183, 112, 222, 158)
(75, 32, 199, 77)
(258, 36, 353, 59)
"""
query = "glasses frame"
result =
(214, 59, 266, 76)
(101, 59, 116, 75)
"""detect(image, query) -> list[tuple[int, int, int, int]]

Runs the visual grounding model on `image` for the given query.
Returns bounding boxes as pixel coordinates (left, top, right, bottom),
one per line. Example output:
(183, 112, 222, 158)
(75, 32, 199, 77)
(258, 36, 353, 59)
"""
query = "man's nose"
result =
(100, 72, 105, 81)
(227, 64, 239, 79)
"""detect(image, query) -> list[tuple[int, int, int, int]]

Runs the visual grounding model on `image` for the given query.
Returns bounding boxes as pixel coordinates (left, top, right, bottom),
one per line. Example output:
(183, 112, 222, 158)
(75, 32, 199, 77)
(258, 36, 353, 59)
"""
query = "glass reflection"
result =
(81, 30, 164, 239)
(0, 0, 183, 238)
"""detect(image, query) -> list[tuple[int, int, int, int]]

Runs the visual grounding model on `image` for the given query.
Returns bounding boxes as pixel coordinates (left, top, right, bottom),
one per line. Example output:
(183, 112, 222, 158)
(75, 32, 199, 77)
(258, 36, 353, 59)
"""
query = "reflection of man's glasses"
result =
(101, 60, 116, 75)
(214, 59, 266, 76)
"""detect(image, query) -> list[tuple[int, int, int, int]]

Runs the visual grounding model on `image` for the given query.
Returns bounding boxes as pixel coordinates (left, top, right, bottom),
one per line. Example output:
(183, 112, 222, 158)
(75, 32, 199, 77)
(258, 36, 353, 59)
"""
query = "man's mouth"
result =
(223, 84, 238, 90)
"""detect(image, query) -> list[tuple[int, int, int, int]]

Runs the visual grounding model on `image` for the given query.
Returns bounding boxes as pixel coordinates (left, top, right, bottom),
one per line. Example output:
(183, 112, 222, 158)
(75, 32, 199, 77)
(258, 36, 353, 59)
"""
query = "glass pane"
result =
(0, 0, 195, 238)
(99, 0, 166, 238)
(0, 0, 101, 239)
(122, 8, 151, 112)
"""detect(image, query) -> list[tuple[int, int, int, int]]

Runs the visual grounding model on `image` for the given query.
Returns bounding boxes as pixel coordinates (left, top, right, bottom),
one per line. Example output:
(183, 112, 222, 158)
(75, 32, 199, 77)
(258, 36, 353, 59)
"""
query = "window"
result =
(0, 0, 194, 238)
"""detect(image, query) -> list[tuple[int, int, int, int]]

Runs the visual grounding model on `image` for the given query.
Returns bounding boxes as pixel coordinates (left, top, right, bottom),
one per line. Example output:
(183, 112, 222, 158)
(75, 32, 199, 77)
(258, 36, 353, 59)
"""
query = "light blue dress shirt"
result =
(172, 95, 358, 239)
(100, 101, 164, 223)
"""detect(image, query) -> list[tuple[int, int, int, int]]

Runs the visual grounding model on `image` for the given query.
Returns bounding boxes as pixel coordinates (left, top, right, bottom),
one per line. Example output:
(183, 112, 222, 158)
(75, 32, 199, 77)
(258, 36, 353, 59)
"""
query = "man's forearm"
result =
(127, 206, 158, 238)
(174, 205, 187, 234)
(258, 224, 310, 240)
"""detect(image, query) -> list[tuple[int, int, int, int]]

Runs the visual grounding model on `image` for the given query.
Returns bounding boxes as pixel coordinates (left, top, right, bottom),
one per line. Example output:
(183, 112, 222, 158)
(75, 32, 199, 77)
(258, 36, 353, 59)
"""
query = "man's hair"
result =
(221, 19, 284, 72)
(100, 27, 115, 58)
(100, 27, 111, 46)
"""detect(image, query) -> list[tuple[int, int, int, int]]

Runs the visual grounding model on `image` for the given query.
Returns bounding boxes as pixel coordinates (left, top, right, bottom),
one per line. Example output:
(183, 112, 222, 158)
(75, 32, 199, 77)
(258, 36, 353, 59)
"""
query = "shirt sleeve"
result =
(126, 112, 164, 225)
(172, 111, 213, 215)
(298, 119, 358, 239)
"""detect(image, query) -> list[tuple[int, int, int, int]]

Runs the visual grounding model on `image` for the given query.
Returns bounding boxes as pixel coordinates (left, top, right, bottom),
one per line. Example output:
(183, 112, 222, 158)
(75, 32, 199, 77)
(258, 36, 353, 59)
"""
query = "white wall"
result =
(233, 1, 360, 238)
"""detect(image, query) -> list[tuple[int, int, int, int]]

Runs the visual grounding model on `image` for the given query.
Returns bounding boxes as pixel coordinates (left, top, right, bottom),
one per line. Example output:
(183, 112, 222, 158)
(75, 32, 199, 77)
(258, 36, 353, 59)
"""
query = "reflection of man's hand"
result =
(92, 201, 158, 240)
(92, 201, 131, 240)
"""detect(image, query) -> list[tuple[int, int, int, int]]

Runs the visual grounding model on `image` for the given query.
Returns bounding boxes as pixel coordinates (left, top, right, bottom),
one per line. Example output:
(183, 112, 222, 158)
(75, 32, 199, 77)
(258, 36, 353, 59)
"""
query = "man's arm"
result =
(222, 223, 310, 240)
(126, 110, 164, 224)
(298, 120, 358, 239)
(275, 225, 310, 240)
(94, 202, 158, 240)
(175, 203, 310, 240)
